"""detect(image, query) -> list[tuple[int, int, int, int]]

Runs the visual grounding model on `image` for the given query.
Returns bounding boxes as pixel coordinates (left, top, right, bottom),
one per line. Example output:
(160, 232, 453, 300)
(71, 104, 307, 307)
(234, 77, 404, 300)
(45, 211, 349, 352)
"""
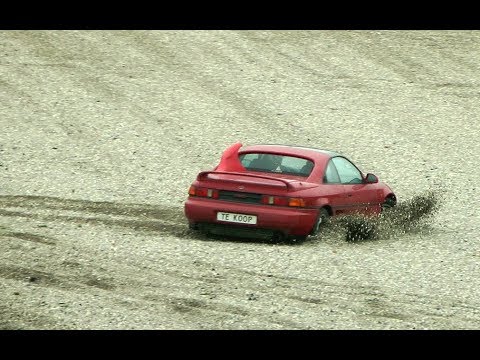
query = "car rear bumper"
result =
(184, 197, 318, 236)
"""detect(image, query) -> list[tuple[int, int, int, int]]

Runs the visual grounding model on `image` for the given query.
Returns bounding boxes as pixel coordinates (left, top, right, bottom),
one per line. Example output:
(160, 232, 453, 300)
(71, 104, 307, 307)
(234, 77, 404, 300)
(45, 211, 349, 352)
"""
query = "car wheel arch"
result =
(384, 193, 397, 205)
(311, 197, 333, 216)
(381, 193, 397, 212)
(309, 206, 331, 236)
(321, 205, 333, 216)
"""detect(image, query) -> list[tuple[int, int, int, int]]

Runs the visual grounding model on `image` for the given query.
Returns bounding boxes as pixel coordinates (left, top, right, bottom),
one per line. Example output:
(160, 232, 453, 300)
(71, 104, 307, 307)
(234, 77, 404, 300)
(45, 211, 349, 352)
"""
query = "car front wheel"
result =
(381, 195, 397, 213)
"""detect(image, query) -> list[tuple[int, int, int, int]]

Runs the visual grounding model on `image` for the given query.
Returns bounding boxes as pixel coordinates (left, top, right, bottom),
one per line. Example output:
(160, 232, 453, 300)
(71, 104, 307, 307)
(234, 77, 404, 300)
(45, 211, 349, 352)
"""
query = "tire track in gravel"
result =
(1, 230, 55, 245)
(149, 257, 480, 329)
(0, 303, 61, 330)
(0, 195, 187, 237)
(0, 194, 306, 328)
(0, 263, 116, 292)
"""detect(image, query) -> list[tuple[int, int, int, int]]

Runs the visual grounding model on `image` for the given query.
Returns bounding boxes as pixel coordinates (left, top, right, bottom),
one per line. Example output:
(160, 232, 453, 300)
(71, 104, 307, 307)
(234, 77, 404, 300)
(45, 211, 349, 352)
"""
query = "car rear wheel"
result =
(272, 231, 287, 243)
(188, 222, 199, 230)
(290, 208, 330, 242)
(311, 207, 330, 236)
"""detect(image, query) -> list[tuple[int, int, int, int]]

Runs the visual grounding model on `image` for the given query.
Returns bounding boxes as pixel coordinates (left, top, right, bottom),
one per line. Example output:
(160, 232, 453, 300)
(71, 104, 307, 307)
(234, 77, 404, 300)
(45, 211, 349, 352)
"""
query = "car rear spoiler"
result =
(197, 171, 294, 189)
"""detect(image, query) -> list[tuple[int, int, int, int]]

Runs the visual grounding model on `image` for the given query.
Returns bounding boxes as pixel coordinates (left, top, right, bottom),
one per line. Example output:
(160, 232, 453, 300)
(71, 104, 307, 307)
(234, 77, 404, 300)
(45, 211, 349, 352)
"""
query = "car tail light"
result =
(261, 195, 305, 207)
(288, 198, 306, 207)
(261, 196, 288, 206)
(188, 186, 219, 199)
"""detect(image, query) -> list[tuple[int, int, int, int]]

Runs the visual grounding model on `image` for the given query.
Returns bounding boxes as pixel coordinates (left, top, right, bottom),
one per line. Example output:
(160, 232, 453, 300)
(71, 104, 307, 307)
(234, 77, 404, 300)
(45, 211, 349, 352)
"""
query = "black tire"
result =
(272, 231, 287, 243)
(381, 195, 397, 213)
(291, 207, 330, 242)
(310, 207, 330, 236)
(188, 222, 199, 230)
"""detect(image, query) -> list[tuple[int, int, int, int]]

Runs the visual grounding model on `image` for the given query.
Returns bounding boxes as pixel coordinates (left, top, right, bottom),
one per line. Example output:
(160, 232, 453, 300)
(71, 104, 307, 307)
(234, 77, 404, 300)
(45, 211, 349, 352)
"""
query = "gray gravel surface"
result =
(1, 30, 480, 329)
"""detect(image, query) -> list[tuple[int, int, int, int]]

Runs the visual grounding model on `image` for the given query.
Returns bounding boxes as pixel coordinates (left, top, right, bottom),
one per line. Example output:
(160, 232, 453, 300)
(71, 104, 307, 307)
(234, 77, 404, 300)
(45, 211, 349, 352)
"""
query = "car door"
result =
(330, 157, 380, 215)
(320, 158, 348, 215)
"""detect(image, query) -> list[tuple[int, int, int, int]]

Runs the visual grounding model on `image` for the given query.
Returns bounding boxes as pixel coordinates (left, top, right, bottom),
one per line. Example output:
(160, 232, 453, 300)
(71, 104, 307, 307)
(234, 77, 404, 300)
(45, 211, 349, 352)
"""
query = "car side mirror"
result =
(364, 173, 379, 184)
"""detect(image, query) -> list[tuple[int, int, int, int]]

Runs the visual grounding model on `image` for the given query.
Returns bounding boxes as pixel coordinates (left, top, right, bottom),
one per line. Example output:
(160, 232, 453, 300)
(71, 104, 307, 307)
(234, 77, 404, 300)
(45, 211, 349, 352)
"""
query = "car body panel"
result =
(185, 196, 318, 236)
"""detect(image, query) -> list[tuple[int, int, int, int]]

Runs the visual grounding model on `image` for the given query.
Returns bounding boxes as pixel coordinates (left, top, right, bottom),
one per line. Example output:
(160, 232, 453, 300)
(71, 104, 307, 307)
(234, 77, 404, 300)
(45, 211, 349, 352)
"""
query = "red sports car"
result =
(184, 143, 396, 241)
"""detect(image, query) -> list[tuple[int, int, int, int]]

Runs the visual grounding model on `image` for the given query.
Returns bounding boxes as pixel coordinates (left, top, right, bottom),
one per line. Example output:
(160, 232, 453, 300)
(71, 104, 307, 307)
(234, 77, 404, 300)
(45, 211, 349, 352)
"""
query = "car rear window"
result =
(239, 153, 314, 176)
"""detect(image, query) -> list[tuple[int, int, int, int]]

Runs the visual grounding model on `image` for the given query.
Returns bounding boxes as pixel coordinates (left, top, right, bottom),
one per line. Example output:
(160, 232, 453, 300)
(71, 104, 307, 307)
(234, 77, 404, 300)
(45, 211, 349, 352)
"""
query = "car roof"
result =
(239, 144, 341, 160)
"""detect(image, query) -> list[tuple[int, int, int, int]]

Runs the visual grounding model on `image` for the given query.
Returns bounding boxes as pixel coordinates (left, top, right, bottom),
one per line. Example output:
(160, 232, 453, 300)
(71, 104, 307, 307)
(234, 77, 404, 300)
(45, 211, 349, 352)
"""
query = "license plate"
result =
(216, 212, 257, 225)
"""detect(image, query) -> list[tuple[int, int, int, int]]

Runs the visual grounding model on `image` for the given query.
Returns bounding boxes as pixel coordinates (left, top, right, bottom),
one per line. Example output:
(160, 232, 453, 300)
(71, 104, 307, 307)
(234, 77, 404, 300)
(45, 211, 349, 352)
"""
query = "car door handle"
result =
(346, 193, 353, 197)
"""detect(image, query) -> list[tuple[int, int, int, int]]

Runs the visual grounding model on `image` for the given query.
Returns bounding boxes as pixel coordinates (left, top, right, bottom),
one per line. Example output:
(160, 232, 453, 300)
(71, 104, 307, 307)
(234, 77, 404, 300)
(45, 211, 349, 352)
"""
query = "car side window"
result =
(331, 157, 363, 184)
(323, 159, 341, 183)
